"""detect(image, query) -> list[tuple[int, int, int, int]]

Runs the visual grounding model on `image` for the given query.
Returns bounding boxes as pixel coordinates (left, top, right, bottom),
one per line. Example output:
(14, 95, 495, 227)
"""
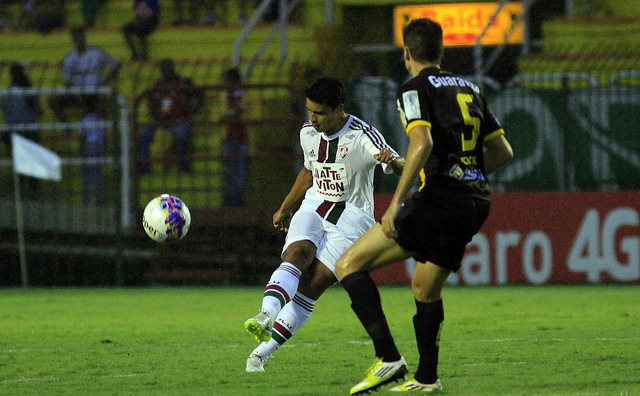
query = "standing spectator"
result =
(0, 1, 9, 29)
(49, 26, 121, 123)
(173, 0, 248, 26)
(171, 0, 196, 25)
(201, 0, 219, 25)
(1, 62, 42, 199)
(221, 67, 249, 206)
(137, 59, 202, 174)
(81, 0, 107, 28)
(79, 95, 106, 205)
(122, 0, 160, 60)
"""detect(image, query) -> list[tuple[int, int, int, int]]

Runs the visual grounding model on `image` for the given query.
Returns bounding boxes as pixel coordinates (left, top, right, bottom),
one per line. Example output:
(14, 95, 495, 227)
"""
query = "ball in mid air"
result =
(142, 194, 191, 242)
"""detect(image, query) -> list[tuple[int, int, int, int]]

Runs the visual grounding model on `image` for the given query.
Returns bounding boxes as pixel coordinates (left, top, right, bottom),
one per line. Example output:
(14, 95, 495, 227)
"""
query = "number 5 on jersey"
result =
(457, 93, 481, 152)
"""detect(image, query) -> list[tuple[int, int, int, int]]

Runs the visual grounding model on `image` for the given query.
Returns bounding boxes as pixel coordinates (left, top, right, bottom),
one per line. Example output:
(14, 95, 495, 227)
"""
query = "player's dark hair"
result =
(402, 18, 444, 64)
(305, 77, 345, 110)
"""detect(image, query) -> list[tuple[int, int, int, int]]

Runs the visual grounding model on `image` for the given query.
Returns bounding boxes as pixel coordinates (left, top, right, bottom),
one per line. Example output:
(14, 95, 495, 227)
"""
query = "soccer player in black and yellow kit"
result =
(336, 18, 514, 394)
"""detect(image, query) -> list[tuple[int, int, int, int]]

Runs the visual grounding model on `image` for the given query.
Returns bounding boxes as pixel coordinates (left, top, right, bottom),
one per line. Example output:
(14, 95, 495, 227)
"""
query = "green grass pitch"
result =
(1, 285, 638, 395)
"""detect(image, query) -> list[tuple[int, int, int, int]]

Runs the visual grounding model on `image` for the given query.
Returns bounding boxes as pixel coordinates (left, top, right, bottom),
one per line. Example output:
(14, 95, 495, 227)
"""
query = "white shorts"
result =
(282, 198, 375, 278)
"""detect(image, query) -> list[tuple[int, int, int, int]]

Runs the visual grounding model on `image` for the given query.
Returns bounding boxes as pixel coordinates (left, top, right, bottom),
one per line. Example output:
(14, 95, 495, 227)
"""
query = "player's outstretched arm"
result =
(483, 135, 513, 175)
(273, 167, 313, 231)
(375, 148, 405, 175)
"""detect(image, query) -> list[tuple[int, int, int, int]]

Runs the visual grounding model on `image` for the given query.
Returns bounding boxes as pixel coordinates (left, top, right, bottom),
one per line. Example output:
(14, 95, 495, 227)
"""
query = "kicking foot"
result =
(244, 311, 274, 343)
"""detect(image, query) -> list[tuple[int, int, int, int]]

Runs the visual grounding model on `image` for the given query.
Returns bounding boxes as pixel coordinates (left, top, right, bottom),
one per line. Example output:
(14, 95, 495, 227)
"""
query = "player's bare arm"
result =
(273, 167, 313, 231)
(483, 135, 513, 175)
(380, 125, 433, 238)
(374, 148, 405, 175)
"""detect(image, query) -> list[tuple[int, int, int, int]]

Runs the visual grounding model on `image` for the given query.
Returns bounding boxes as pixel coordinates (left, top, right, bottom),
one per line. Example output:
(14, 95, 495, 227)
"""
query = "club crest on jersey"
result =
(339, 146, 349, 158)
(346, 133, 356, 140)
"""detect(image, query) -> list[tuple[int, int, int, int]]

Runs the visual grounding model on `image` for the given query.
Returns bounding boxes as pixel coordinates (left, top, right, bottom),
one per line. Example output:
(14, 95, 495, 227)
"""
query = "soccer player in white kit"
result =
(244, 77, 404, 372)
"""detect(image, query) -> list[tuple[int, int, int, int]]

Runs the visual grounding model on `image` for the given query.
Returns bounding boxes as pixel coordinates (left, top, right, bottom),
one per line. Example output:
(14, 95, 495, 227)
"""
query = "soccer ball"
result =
(142, 194, 191, 242)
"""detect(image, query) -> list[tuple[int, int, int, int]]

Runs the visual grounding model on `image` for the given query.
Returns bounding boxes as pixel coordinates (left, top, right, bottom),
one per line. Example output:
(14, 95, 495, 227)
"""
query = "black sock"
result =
(341, 271, 401, 362)
(413, 299, 444, 384)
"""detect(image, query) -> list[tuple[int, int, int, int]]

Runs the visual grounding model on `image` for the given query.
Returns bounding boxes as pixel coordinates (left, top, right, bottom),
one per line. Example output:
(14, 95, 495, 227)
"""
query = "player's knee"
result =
(284, 244, 315, 268)
(412, 276, 438, 302)
(335, 249, 361, 279)
(298, 275, 332, 300)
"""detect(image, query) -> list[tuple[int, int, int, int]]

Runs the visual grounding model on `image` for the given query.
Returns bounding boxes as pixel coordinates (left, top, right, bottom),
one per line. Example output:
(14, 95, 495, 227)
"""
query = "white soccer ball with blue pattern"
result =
(142, 194, 191, 242)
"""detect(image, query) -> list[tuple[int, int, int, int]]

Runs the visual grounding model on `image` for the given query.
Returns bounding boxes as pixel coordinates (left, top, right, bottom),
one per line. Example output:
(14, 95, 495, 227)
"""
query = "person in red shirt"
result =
(137, 58, 202, 174)
(221, 67, 249, 206)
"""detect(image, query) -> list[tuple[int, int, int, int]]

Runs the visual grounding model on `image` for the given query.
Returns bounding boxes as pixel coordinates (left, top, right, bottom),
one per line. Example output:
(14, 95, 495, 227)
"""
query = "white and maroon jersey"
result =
(300, 114, 398, 221)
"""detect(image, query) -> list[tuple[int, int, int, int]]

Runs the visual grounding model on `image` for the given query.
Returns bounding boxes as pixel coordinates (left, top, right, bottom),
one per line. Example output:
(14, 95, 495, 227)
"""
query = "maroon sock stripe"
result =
(278, 264, 301, 279)
(316, 200, 334, 218)
(273, 321, 293, 340)
(265, 284, 291, 303)
(293, 295, 315, 313)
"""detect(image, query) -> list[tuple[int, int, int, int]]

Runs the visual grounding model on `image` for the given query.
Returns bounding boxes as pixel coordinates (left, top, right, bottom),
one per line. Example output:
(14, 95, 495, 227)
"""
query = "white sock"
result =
(259, 292, 316, 359)
(261, 262, 302, 318)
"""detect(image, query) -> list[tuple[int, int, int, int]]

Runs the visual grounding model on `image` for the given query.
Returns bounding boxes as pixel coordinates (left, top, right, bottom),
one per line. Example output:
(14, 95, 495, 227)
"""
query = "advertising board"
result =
(393, 2, 524, 47)
(372, 192, 640, 285)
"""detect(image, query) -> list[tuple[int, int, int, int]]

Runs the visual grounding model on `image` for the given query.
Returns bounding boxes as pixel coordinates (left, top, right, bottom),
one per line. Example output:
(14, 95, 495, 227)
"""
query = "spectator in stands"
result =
(81, 0, 107, 28)
(200, 0, 216, 25)
(290, 66, 321, 172)
(0, 2, 9, 29)
(79, 95, 106, 205)
(221, 67, 249, 206)
(1, 62, 42, 199)
(122, 0, 160, 60)
(137, 58, 203, 174)
(171, 0, 194, 25)
(49, 26, 121, 124)
(18, 0, 65, 34)
(172, 0, 248, 26)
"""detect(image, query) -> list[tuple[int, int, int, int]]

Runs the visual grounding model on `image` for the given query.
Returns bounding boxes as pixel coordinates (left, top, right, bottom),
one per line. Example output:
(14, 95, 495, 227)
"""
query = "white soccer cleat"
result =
(390, 375, 443, 392)
(245, 353, 266, 372)
(244, 311, 274, 343)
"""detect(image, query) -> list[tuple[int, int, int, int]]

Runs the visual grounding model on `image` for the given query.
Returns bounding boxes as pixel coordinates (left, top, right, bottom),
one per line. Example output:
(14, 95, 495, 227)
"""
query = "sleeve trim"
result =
(484, 128, 505, 142)
(406, 120, 431, 134)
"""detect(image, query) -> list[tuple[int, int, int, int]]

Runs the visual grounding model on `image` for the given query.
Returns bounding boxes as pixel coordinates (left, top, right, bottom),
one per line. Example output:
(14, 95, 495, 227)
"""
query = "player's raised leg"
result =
(245, 240, 316, 342)
(246, 260, 335, 372)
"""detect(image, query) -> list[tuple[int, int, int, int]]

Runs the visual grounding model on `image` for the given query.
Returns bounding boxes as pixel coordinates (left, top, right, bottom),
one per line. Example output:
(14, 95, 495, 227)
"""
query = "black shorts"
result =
(393, 193, 490, 271)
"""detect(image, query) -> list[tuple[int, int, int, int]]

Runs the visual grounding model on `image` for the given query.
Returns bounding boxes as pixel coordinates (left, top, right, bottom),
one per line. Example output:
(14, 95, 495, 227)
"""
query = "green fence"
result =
(490, 84, 640, 192)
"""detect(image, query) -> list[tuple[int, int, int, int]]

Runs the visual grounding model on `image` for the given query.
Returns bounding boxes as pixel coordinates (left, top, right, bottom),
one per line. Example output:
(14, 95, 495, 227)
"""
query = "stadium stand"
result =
(1, 0, 640, 286)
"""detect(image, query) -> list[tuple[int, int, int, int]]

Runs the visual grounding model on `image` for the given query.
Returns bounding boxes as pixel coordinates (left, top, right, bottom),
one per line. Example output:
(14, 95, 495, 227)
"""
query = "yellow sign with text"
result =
(394, 2, 523, 47)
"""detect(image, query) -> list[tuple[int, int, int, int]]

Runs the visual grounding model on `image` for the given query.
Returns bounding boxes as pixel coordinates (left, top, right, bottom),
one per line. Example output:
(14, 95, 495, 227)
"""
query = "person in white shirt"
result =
(49, 26, 121, 123)
(244, 77, 405, 372)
